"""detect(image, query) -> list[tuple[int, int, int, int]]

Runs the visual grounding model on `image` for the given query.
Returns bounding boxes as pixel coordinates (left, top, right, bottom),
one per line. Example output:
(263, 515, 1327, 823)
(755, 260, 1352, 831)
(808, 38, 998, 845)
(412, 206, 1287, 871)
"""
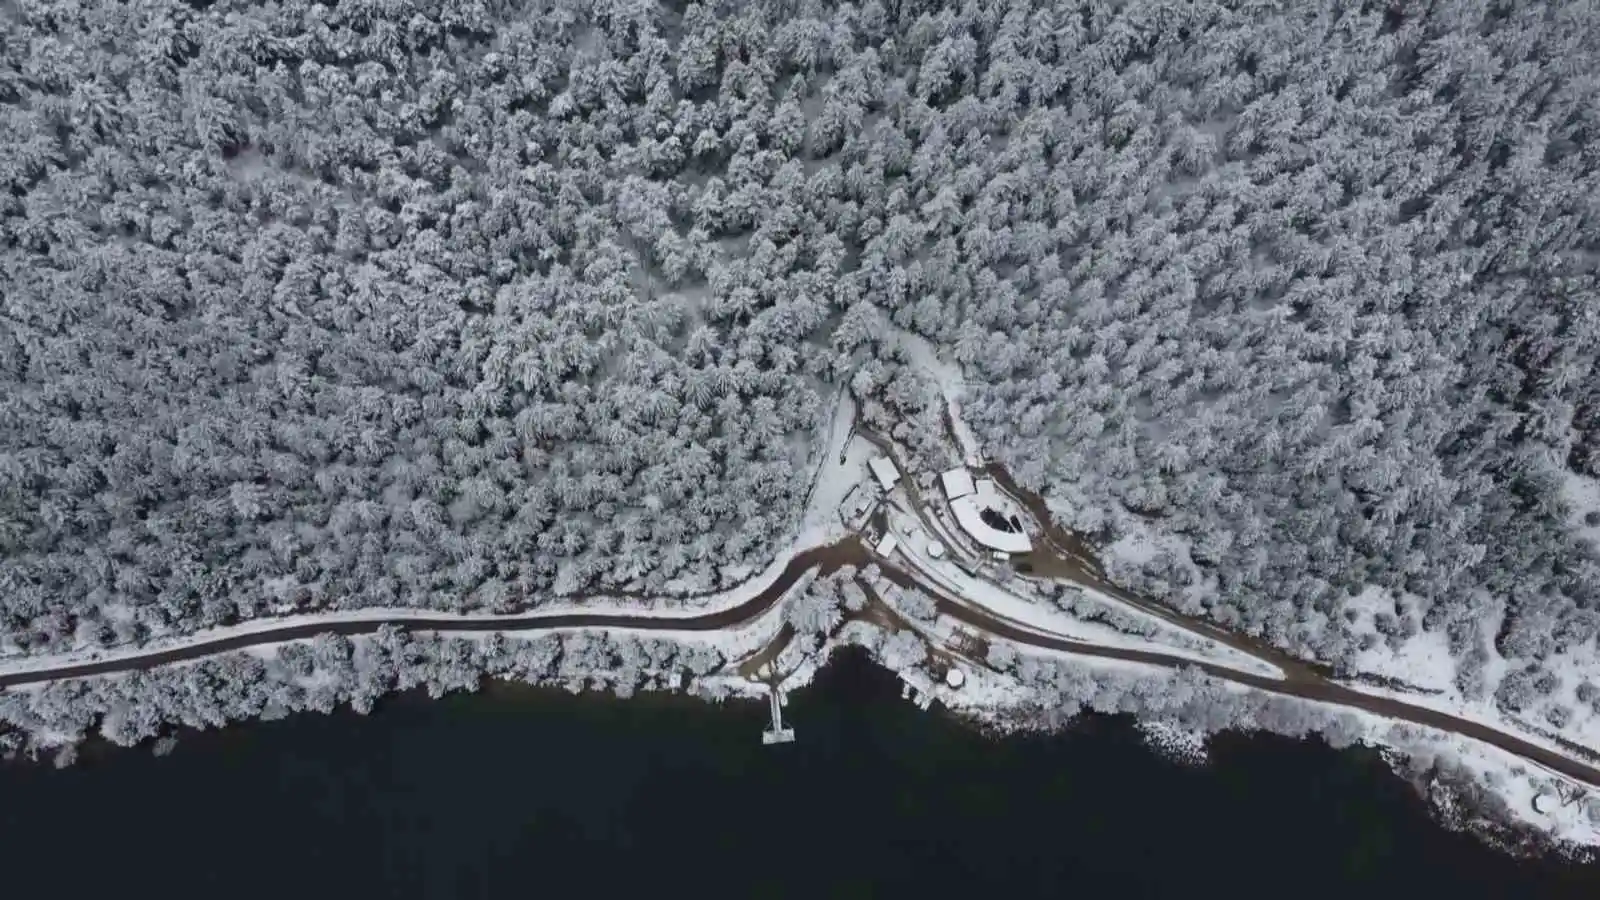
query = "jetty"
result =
(761, 687, 795, 745)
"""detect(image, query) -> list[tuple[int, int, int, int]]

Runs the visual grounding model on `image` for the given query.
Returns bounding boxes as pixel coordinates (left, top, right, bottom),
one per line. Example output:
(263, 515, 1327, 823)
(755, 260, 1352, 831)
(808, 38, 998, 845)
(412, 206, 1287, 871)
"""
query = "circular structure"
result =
(945, 668, 966, 689)
(927, 540, 946, 559)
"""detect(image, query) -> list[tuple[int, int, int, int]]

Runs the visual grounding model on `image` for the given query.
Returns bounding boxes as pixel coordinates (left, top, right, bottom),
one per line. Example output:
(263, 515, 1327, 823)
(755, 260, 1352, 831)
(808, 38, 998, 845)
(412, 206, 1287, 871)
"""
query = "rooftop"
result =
(874, 533, 900, 557)
(950, 495, 1032, 554)
(869, 456, 901, 491)
(940, 467, 976, 500)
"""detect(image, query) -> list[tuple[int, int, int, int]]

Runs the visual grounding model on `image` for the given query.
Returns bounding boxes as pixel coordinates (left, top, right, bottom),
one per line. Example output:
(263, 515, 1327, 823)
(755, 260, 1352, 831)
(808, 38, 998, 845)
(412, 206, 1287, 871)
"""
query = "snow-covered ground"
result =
(936, 661, 1036, 717)
(891, 328, 984, 463)
(1340, 586, 1461, 693)
(787, 390, 869, 550)
(880, 510, 1286, 680)
(1337, 673, 1600, 780)
(1366, 713, 1600, 853)
(1324, 588, 1600, 785)
(1107, 530, 1163, 568)
(1560, 470, 1600, 550)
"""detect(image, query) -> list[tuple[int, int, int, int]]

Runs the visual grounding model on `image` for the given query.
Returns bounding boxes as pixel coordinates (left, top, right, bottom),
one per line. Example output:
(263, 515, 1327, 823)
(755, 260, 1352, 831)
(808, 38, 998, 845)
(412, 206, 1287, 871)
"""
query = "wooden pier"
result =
(761, 687, 796, 745)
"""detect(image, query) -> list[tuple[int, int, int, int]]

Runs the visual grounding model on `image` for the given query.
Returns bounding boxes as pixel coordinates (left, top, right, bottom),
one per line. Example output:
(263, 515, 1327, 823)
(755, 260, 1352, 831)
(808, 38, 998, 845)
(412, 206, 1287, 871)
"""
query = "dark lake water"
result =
(1, 649, 1596, 898)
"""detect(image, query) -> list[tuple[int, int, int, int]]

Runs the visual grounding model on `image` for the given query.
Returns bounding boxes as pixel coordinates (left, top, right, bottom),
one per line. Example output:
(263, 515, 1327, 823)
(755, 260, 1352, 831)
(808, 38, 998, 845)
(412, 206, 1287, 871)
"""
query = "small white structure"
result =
(875, 533, 900, 558)
(869, 456, 901, 492)
(991, 550, 1011, 562)
(945, 668, 966, 689)
(926, 540, 946, 559)
(940, 467, 976, 500)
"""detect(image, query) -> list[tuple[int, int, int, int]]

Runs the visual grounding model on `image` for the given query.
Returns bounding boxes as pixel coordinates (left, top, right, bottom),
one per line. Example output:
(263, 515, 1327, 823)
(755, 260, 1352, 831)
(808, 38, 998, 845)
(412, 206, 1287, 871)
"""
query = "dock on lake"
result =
(762, 687, 795, 745)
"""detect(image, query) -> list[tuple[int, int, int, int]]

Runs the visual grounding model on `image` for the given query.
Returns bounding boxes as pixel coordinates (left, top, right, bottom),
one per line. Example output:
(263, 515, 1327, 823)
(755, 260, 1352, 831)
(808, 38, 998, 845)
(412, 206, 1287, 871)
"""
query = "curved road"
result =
(0, 542, 872, 689)
(1, 538, 1598, 791)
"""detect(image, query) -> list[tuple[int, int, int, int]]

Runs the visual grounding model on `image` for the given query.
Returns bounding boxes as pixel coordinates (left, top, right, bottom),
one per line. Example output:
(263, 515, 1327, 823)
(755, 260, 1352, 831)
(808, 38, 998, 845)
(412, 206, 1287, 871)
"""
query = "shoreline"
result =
(12, 642, 1593, 869)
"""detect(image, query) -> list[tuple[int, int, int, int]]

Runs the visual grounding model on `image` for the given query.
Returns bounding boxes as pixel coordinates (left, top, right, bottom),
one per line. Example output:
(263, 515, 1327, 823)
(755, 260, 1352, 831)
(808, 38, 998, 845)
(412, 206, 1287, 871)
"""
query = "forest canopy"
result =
(2, 0, 1599, 724)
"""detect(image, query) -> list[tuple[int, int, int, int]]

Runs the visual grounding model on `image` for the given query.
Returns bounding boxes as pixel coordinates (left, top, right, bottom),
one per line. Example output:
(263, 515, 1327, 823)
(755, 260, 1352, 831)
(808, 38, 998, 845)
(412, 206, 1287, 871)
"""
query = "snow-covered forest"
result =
(3, 0, 1600, 734)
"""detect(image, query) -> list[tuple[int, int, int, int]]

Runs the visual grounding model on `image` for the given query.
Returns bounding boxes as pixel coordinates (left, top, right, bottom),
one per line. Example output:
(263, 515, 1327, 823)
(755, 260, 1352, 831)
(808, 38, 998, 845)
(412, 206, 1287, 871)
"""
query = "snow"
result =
(937, 663, 1034, 716)
(1354, 627, 1460, 693)
(794, 390, 868, 544)
(1356, 712, 1600, 852)
(1540, 644, 1600, 751)
(1560, 469, 1600, 549)
(1183, 671, 1600, 849)
(884, 524, 1286, 680)
(8, 355, 1594, 853)
(893, 328, 985, 464)
(1336, 675, 1600, 783)
(1342, 586, 1458, 694)
(1108, 530, 1161, 567)
(869, 455, 901, 491)
(1329, 605, 1600, 783)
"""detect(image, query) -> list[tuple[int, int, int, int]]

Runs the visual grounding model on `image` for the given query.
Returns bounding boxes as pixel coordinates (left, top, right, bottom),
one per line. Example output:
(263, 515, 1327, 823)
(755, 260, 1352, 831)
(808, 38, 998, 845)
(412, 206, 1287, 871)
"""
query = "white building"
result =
(949, 494, 1032, 554)
(940, 467, 975, 500)
(874, 533, 900, 558)
(869, 456, 901, 492)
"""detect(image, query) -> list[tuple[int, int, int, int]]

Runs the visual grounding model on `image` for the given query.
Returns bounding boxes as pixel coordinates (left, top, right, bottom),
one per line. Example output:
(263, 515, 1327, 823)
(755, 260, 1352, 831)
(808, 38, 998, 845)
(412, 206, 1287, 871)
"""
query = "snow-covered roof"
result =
(875, 533, 900, 557)
(974, 478, 998, 499)
(950, 495, 1032, 553)
(945, 668, 966, 688)
(926, 540, 945, 559)
(940, 467, 975, 500)
(869, 456, 901, 491)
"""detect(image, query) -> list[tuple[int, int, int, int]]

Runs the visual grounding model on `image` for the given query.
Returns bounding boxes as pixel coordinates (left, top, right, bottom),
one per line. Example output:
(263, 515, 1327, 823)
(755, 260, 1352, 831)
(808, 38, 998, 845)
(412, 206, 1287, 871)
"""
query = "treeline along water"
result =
(0, 650, 1595, 899)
